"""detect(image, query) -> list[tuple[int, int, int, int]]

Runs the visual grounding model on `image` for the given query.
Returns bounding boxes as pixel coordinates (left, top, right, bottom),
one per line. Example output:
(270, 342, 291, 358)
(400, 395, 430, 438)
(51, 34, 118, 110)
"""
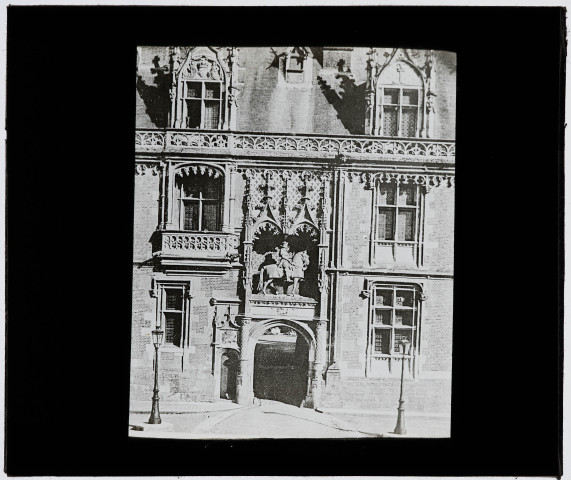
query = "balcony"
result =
(152, 231, 240, 273)
(135, 129, 455, 164)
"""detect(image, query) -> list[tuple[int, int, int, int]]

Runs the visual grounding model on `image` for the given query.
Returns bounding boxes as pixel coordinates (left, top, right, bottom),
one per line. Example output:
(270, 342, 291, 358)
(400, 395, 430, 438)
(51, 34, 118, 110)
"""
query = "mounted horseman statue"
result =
(258, 241, 310, 296)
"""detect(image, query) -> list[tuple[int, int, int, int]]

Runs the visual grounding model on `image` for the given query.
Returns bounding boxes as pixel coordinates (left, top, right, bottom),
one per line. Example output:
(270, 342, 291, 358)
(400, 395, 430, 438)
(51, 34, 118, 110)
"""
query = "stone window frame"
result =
(363, 279, 425, 378)
(370, 179, 425, 266)
(164, 162, 237, 234)
(278, 47, 313, 87)
(151, 279, 192, 351)
(378, 85, 422, 137)
(176, 171, 223, 232)
(182, 79, 225, 129)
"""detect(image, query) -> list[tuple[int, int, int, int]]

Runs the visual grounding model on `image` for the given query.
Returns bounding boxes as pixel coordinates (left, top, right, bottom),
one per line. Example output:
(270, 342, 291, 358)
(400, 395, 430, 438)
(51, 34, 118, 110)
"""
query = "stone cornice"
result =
(327, 268, 454, 279)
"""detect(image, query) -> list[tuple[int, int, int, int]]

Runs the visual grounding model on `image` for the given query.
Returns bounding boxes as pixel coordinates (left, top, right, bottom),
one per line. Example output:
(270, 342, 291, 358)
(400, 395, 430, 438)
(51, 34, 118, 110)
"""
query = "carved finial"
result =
(424, 50, 435, 78)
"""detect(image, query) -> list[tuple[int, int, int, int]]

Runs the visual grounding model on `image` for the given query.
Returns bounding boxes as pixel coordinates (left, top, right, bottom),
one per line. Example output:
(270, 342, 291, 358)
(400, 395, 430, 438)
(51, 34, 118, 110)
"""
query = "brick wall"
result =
(326, 275, 453, 412)
(341, 181, 373, 269)
(421, 279, 454, 372)
(130, 268, 240, 402)
(433, 50, 457, 140)
(339, 177, 455, 273)
(423, 184, 455, 271)
(321, 376, 451, 413)
(133, 171, 159, 262)
(337, 275, 369, 376)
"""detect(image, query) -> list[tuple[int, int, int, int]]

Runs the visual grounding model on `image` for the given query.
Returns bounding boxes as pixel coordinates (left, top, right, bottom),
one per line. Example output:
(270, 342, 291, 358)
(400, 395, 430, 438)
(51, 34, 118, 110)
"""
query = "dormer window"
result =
(279, 47, 312, 86)
(367, 49, 433, 138)
(286, 51, 305, 84)
(170, 47, 237, 130)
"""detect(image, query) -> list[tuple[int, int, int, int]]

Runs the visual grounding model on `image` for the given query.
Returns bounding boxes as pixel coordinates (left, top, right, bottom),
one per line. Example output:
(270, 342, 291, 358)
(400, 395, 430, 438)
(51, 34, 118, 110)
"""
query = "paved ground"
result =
(330, 412, 450, 438)
(129, 399, 449, 439)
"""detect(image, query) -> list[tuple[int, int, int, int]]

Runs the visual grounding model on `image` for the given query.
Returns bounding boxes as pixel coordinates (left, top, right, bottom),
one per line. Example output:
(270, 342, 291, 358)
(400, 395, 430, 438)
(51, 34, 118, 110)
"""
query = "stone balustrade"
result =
(152, 231, 240, 267)
(136, 129, 455, 162)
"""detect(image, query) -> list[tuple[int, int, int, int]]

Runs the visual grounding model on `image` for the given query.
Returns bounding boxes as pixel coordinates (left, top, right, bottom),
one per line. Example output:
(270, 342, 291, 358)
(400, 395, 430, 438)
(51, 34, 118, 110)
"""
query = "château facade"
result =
(131, 46, 456, 414)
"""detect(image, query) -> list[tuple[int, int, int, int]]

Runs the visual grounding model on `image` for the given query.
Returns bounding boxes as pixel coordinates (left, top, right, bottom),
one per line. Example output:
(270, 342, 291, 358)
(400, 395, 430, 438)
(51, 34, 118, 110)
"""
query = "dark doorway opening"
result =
(253, 326, 309, 406)
(220, 349, 238, 400)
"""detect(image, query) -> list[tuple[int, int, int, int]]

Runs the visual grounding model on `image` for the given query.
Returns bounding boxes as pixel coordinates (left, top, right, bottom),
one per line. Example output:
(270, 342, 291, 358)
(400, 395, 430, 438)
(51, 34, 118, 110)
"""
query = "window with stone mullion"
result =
(375, 183, 418, 244)
(370, 285, 418, 358)
(184, 80, 223, 129)
(178, 173, 222, 232)
(380, 87, 420, 137)
(162, 287, 185, 348)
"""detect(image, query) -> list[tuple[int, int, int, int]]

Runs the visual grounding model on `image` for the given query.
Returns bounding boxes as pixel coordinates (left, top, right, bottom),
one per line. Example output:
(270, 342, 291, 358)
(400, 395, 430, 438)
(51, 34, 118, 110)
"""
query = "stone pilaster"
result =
(310, 319, 328, 408)
(235, 317, 253, 405)
(164, 161, 174, 229)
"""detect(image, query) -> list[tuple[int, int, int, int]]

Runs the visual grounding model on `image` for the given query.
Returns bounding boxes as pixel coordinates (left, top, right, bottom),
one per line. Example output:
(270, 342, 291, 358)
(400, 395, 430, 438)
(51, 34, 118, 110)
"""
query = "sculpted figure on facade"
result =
(257, 240, 310, 296)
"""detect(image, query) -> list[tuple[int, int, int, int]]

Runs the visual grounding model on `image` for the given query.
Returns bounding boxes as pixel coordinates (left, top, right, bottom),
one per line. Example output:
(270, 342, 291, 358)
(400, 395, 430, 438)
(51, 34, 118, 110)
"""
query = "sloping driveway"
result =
(129, 400, 376, 439)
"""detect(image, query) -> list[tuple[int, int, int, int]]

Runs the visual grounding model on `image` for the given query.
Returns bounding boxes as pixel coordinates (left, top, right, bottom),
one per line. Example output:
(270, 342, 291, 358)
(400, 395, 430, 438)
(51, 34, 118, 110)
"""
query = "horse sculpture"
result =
(258, 243, 310, 296)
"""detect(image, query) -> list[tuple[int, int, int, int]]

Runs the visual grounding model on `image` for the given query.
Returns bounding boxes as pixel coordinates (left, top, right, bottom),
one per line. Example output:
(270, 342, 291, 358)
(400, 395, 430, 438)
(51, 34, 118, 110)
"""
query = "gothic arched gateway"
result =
(236, 318, 321, 407)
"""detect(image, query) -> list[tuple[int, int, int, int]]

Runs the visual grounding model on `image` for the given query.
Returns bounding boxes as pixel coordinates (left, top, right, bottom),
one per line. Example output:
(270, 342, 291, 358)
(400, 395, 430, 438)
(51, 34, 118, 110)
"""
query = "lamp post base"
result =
(394, 399, 406, 435)
(148, 392, 161, 424)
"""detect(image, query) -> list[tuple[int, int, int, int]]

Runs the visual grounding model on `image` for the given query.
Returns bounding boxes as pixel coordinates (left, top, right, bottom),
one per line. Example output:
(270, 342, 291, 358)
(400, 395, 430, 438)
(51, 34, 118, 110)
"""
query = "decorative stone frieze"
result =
(135, 163, 160, 176)
(346, 171, 455, 190)
(175, 164, 223, 179)
(249, 295, 318, 321)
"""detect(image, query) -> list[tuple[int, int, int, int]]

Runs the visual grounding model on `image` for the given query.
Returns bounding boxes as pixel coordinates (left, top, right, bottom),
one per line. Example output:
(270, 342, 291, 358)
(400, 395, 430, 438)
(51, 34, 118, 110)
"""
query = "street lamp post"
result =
(148, 329, 164, 425)
(394, 338, 410, 435)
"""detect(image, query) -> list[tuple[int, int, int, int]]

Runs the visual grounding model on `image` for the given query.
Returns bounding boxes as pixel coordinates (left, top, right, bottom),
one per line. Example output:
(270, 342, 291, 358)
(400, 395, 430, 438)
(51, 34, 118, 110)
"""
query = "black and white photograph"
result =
(129, 45, 456, 439)
(5, 4, 563, 477)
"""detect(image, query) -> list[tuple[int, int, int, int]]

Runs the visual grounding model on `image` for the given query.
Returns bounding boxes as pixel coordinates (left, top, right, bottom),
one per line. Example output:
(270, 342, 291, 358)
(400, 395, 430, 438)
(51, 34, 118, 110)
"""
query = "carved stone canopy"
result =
(175, 164, 223, 179)
(241, 169, 330, 235)
(175, 47, 227, 82)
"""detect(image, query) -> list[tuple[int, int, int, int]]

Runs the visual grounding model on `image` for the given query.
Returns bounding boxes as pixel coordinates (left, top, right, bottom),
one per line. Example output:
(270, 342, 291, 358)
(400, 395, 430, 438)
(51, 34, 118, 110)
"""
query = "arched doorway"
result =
(220, 348, 238, 400)
(253, 325, 311, 407)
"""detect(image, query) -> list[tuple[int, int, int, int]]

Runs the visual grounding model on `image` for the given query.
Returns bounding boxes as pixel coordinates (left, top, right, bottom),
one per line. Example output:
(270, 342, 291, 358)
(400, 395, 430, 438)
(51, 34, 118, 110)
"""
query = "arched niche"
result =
(250, 221, 319, 298)
(251, 222, 283, 293)
(286, 223, 319, 299)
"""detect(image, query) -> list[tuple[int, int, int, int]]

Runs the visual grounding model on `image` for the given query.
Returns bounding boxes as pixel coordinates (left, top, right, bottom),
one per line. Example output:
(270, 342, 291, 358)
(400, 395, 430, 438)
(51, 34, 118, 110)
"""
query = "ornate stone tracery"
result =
(240, 169, 331, 233)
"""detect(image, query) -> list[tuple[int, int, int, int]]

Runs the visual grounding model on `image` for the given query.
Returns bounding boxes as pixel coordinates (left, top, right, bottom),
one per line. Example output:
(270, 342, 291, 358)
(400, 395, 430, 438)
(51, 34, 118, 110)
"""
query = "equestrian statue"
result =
(258, 241, 310, 296)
